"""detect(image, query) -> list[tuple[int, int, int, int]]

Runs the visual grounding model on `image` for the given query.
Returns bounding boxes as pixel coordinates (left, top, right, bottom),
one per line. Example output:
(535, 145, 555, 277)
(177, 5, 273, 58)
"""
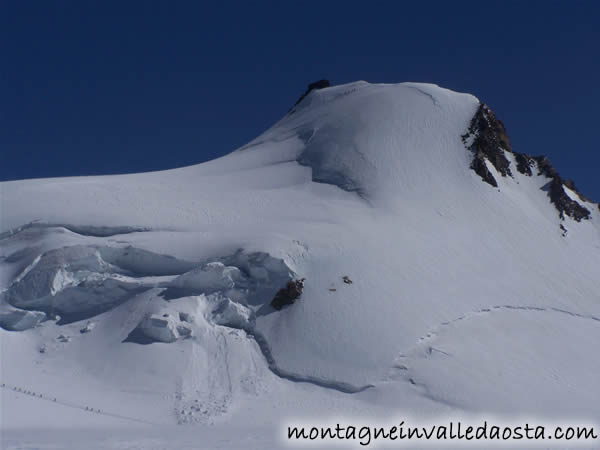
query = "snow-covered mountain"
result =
(1, 81, 599, 448)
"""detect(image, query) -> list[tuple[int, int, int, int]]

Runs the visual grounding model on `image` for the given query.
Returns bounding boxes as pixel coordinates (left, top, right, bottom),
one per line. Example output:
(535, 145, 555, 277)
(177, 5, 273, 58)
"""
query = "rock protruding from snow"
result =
(515, 152, 535, 176)
(462, 102, 594, 221)
(270, 278, 305, 310)
(533, 156, 591, 221)
(462, 103, 513, 187)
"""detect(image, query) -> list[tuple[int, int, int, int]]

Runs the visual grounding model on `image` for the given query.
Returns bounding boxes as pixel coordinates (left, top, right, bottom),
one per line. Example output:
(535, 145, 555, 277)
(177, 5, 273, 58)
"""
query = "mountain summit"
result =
(1, 81, 599, 437)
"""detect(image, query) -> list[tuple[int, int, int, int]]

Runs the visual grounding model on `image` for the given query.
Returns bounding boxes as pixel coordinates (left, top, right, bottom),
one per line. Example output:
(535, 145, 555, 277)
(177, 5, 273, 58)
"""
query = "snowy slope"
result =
(1, 81, 599, 447)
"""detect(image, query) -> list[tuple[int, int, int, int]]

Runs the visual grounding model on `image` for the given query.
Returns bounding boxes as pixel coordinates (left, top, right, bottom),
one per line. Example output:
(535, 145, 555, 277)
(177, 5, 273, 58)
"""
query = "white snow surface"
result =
(1, 81, 600, 448)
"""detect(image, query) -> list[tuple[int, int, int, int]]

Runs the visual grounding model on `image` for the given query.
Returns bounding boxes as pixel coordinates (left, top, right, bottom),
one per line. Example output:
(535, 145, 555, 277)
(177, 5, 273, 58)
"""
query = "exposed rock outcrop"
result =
(271, 278, 305, 310)
(514, 152, 534, 176)
(534, 157, 591, 221)
(463, 102, 593, 221)
(462, 103, 513, 187)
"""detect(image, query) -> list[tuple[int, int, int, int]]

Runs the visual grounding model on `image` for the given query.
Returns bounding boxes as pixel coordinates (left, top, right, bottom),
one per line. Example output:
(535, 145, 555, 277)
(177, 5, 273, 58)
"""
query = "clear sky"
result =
(2, 1, 599, 202)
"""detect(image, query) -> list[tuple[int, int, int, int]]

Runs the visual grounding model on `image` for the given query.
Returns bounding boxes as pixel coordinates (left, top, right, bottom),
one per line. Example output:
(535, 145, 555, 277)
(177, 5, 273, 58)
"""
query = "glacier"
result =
(1, 81, 599, 448)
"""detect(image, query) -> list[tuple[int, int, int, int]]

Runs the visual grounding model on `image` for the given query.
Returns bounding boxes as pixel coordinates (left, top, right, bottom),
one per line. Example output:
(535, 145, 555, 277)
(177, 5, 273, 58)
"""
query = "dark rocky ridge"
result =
(462, 103, 513, 188)
(533, 156, 591, 221)
(463, 102, 593, 221)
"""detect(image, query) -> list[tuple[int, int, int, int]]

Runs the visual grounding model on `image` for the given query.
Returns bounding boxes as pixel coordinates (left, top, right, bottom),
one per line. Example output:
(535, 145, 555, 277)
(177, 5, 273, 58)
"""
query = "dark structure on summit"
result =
(290, 79, 331, 111)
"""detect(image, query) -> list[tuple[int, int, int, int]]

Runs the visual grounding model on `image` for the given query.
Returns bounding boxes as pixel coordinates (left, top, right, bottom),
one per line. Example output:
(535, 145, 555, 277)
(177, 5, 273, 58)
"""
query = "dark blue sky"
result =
(2, 2, 599, 201)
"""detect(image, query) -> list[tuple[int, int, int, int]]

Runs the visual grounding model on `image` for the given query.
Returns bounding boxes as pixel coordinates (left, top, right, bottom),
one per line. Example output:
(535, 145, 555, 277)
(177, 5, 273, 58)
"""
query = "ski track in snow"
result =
(3, 222, 599, 417)
(410, 304, 600, 350)
(5, 303, 595, 426)
(389, 304, 600, 407)
(0, 383, 159, 425)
